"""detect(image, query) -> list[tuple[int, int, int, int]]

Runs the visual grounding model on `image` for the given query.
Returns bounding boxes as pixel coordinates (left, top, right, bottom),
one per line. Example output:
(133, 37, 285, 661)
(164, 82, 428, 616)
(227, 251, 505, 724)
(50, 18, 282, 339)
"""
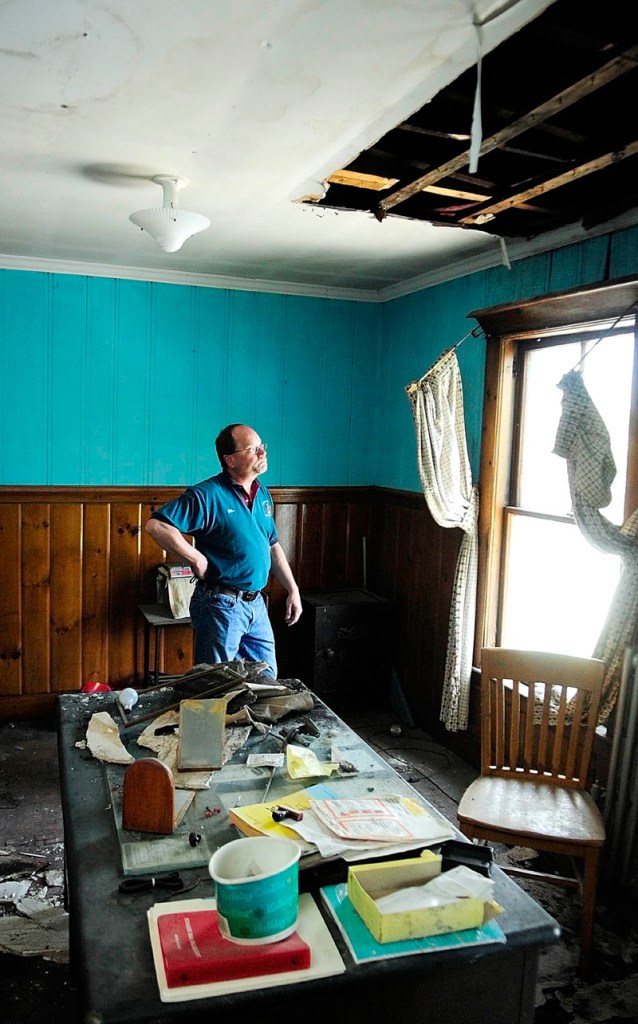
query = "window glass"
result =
(583, 334, 633, 524)
(517, 334, 633, 522)
(500, 514, 621, 655)
(518, 342, 578, 514)
(500, 331, 633, 656)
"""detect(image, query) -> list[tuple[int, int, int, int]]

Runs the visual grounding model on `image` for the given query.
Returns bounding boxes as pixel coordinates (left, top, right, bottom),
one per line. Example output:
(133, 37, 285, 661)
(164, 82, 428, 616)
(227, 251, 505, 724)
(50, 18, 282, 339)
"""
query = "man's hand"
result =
(270, 542, 302, 626)
(146, 519, 208, 579)
(189, 548, 209, 579)
(284, 589, 303, 626)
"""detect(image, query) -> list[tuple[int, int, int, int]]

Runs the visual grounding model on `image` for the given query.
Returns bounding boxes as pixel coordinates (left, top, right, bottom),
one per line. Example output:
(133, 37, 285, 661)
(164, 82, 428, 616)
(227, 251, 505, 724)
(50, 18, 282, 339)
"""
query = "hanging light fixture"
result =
(129, 175, 210, 253)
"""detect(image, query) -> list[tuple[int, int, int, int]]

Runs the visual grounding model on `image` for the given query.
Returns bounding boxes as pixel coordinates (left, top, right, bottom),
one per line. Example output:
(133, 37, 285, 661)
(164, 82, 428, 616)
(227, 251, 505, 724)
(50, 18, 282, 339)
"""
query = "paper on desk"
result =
(228, 784, 454, 861)
(286, 744, 339, 779)
(281, 809, 355, 859)
(310, 795, 452, 844)
(283, 794, 455, 860)
(245, 752, 285, 768)
(227, 787, 319, 856)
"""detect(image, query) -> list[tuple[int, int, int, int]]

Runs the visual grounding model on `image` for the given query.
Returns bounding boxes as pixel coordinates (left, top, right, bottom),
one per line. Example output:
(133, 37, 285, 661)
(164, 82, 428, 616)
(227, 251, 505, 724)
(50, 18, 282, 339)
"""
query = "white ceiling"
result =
(0, 0, 597, 301)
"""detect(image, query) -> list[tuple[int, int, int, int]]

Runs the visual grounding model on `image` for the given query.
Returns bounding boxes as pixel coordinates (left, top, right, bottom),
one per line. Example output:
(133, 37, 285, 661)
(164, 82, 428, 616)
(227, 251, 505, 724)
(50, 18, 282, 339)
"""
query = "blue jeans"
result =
(189, 587, 277, 678)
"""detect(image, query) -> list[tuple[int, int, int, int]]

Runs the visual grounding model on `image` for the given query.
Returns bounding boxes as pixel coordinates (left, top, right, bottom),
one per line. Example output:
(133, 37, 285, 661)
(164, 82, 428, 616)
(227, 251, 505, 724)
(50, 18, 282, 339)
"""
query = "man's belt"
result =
(198, 581, 261, 602)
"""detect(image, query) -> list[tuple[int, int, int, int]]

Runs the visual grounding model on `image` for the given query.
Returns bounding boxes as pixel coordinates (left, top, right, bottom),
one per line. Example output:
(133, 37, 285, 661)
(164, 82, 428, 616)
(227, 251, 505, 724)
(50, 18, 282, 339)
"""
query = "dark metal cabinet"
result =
(293, 588, 391, 709)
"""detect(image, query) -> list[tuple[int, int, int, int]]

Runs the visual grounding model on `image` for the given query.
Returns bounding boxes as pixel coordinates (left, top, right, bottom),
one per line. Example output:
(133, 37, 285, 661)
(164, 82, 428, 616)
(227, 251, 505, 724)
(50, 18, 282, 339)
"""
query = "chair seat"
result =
(458, 776, 605, 846)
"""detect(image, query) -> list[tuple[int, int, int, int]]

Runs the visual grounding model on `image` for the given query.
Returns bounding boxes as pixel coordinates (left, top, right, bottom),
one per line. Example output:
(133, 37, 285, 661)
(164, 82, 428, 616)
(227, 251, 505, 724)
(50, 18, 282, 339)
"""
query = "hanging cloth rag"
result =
(553, 369, 638, 721)
(553, 369, 616, 514)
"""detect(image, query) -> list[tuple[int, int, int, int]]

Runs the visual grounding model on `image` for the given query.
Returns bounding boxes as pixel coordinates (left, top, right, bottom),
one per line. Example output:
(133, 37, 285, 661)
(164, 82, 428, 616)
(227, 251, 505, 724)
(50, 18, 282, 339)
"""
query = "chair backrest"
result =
(480, 648, 606, 789)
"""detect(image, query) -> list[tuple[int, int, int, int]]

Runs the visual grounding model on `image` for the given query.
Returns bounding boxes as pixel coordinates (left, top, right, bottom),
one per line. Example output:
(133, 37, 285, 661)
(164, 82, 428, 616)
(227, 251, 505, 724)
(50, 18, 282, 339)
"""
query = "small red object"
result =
(275, 805, 304, 822)
(82, 681, 111, 693)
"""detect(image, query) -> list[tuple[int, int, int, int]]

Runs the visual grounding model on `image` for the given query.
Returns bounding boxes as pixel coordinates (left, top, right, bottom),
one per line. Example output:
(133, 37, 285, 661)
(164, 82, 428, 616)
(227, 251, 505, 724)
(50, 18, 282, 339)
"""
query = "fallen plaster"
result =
(0, 837, 68, 962)
(86, 711, 134, 764)
(0, 896, 69, 962)
(0, 879, 31, 903)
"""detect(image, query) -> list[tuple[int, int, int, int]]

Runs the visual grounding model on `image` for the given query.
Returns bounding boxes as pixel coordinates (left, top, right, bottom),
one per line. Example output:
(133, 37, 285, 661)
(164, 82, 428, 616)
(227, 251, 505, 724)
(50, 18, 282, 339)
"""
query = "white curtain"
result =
(406, 348, 479, 731)
(554, 368, 638, 721)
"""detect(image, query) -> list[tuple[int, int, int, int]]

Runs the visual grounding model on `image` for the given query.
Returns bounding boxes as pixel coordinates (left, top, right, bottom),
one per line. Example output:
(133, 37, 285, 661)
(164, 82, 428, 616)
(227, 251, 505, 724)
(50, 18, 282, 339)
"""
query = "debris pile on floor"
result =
(0, 848, 68, 962)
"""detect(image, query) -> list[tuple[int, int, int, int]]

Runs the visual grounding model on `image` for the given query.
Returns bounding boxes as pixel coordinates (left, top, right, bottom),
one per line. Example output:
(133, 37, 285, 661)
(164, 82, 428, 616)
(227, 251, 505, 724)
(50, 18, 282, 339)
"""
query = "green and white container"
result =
(209, 836, 301, 944)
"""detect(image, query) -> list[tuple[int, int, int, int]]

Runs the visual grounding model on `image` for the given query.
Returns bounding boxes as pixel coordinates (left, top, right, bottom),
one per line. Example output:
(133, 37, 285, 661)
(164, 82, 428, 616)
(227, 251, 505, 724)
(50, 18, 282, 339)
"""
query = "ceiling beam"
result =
(374, 43, 638, 218)
(327, 169, 398, 191)
(459, 138, 638, 225)
(398, 123, 471, 142)
(423, 184, 491, 202)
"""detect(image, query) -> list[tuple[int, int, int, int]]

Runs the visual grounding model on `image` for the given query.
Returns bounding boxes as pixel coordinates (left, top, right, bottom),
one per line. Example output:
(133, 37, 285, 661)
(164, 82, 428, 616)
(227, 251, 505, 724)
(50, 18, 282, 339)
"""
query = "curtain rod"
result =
(409, 325, 484, 389)
(567, 301, 638, 374)
(450, 324, 484, 353)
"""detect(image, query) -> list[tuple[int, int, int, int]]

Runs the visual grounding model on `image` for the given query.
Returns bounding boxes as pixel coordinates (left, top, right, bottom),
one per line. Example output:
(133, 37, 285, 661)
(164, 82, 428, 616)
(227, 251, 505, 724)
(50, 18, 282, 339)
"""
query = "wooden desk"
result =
(138, 603, 192, 687)
(57, 690, 559, 1024)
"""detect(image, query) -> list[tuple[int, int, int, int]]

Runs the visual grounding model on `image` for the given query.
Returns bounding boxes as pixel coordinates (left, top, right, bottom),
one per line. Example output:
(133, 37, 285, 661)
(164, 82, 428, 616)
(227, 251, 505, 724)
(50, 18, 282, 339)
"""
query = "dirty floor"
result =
(1, 709, 637, 1024)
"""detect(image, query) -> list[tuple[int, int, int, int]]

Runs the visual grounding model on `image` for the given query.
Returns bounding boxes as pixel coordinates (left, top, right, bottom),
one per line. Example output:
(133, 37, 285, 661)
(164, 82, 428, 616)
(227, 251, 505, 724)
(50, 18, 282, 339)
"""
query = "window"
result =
(472, 278, 638, 664)
(500, 330, 633, 655)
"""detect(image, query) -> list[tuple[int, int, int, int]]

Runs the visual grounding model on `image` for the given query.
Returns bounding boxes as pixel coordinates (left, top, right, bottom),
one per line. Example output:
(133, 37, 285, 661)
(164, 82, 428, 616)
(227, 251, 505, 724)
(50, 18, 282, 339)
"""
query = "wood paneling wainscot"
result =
(1, 488, 188, 718)
(0, 487, 468, 744)
(368, 489, 480, 761)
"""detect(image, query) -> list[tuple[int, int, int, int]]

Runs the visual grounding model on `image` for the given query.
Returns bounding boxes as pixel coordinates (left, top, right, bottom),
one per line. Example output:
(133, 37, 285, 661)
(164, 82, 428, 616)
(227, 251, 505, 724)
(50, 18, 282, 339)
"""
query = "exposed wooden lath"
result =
(376, 42, 638, 219)
(306, 0, 638, 243)
(458, 137, 638, 227)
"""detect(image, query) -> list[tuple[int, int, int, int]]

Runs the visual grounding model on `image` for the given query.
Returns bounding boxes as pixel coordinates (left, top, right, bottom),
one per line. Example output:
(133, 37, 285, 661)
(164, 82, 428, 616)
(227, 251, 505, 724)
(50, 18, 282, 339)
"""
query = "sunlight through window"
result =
(500, 331, 633, 656)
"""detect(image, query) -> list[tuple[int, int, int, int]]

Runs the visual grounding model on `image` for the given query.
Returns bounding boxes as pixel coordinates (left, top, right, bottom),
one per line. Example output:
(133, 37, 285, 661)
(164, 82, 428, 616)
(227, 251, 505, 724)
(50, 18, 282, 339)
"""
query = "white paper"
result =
(282, 794, 455, 860)
(246, 753, 285, 768)
(310, 795, 452, 844)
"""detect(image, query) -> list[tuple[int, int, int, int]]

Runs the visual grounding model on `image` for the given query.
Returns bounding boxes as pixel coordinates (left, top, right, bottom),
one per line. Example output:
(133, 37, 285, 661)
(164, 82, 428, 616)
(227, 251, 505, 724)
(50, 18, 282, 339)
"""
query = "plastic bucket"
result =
(208, 836, 301, 944)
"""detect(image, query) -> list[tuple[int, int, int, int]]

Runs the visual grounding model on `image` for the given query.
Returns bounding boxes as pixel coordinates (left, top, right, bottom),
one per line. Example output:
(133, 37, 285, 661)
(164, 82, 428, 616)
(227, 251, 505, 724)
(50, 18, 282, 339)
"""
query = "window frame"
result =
(472, 275, 638, 666)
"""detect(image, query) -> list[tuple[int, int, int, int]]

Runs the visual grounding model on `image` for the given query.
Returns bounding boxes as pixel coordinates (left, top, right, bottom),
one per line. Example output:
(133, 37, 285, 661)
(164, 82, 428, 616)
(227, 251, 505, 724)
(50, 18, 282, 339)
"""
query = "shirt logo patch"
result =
(262, 500, 273, 517)
(227, 508, 235, 514)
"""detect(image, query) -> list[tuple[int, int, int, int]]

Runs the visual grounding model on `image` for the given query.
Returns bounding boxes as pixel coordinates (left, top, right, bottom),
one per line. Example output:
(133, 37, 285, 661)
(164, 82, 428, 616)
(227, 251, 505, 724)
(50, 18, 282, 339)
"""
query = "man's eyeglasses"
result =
(233, 442, 267, 456)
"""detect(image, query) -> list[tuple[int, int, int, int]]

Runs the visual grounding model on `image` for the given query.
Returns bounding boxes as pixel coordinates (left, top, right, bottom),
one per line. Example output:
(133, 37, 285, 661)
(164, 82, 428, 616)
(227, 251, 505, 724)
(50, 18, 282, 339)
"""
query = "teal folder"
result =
(321, 882, 506, 963)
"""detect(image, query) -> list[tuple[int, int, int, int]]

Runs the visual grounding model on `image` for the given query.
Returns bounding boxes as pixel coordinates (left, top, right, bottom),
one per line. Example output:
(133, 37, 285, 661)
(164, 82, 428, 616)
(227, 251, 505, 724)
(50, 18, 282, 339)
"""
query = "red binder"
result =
(157, 908, 311, 988)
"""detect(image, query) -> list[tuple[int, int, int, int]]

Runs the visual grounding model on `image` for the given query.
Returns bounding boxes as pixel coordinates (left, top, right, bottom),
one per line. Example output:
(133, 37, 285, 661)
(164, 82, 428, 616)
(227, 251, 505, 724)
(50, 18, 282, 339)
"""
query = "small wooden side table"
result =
(138, 603, 192, 687)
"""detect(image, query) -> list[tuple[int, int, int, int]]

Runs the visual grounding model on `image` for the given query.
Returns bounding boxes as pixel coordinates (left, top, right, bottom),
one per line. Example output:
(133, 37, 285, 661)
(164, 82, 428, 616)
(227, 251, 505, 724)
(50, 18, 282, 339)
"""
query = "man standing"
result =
(145, 424, 302, 678)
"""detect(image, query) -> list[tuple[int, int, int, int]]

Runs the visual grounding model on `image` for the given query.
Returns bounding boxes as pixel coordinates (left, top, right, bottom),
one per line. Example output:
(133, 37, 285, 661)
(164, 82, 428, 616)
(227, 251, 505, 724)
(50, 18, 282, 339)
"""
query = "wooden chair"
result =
(457, 647, 606, 975)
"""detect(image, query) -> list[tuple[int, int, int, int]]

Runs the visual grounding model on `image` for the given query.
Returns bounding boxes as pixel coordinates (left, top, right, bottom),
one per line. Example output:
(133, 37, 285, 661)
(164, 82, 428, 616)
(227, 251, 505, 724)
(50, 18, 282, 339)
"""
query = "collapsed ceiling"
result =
(309, 0, 638, 247)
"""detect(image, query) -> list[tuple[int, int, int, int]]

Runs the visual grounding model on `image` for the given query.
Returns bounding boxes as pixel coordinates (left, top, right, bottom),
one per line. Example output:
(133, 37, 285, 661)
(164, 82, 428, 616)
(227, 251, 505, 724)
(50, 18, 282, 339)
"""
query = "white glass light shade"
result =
(129, 206, 210, 252)
(129, 175, 210, 253)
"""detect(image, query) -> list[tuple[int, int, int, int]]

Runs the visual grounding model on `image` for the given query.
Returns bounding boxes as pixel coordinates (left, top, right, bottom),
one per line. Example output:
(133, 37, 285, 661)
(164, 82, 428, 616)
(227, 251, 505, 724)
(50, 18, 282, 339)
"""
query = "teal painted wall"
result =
(380, 225, 638, 491)
(1, 273, 380, 486)
(1, 224, 637, 488)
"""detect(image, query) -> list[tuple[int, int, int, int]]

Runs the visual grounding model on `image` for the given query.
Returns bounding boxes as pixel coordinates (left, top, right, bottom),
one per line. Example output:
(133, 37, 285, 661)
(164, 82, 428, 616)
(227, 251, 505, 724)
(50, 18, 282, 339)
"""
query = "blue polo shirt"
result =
(151, 472, 277, 591)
